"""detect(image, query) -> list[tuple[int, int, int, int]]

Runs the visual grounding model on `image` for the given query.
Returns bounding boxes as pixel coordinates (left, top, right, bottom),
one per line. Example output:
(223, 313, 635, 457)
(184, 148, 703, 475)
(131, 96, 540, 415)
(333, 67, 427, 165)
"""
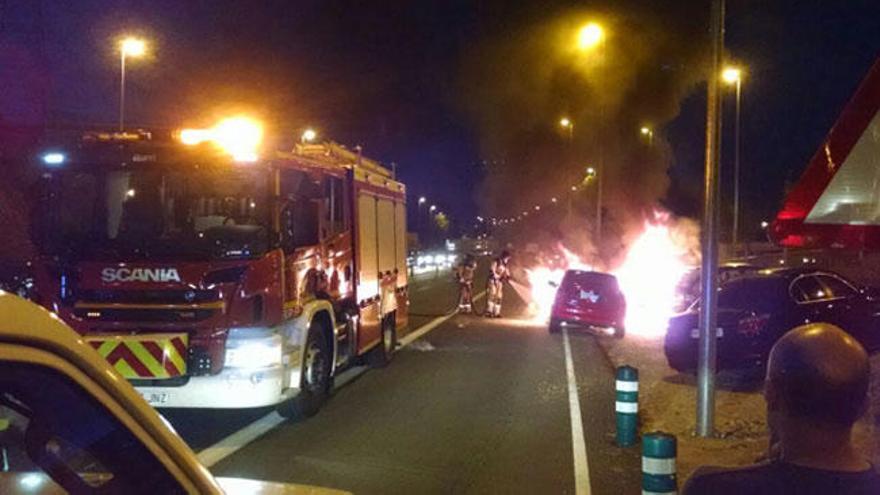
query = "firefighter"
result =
(485, 250, 511, 318)
(455, 255, 478, 313)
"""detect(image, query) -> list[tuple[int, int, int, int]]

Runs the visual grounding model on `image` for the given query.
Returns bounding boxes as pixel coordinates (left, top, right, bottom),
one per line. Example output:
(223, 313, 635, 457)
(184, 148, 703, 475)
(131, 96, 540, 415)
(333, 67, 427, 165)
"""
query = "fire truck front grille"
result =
(78, 289, 219, 305)
(74, 307, 218, 322)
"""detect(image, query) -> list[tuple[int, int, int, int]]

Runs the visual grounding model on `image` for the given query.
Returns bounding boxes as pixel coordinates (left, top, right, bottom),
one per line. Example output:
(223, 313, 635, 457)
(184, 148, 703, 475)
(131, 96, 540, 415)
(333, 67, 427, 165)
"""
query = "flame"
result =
(613, 214, 697, 337)
(523, 266, 568, 322)
(523, 210, 698, 338)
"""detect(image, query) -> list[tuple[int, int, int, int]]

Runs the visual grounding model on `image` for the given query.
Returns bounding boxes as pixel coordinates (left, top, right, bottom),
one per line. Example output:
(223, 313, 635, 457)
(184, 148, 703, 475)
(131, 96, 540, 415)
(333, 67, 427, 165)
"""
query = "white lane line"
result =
(197, 412, 285, 467)
(196, 294, 481, 467)
(563, 328, 592, 495)
(398, 290, 485, 347)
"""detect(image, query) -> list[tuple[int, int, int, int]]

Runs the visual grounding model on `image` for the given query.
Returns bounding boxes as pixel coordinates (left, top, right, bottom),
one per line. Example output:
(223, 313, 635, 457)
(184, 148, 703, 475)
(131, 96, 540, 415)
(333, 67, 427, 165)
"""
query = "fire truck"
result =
(28, 119, 409, 418)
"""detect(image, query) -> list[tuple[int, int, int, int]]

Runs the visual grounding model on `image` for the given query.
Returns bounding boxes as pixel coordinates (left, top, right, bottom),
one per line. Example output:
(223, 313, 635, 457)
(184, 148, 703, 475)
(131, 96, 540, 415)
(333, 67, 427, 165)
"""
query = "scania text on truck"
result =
(28, 120, 409, 419)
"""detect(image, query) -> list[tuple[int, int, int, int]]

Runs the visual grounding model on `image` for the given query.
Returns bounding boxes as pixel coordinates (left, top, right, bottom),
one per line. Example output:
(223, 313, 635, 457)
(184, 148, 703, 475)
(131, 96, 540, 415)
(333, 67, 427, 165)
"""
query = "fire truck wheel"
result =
(367, 314, 396, 368)
(278, 321, 331, 420)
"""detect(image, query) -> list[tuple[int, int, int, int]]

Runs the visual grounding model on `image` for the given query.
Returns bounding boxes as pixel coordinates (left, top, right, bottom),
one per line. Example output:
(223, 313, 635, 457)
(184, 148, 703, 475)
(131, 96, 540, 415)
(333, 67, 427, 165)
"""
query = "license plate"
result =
(142, 392, 169, 405)
(691, 327, 724, 339)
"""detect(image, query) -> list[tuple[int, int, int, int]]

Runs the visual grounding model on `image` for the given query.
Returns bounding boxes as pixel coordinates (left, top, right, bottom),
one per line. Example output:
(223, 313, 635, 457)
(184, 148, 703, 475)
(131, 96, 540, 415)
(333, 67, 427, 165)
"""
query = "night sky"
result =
(1, 1, 879, 240)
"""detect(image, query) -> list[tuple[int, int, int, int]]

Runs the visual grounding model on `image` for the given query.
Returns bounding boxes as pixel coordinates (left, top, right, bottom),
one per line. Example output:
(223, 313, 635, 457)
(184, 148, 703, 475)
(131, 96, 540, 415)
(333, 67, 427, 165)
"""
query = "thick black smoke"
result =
(459, 1, 709, 262)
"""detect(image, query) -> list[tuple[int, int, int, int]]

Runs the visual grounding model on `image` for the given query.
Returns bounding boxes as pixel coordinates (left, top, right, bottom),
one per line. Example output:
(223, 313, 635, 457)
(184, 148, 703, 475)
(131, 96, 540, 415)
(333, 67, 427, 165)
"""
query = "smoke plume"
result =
(459, 1, 709, 261)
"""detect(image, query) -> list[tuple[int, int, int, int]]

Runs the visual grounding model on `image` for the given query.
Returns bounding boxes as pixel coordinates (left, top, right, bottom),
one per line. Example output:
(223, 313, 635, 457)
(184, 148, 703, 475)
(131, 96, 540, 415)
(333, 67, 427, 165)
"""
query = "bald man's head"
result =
(766, 323, 870, 427)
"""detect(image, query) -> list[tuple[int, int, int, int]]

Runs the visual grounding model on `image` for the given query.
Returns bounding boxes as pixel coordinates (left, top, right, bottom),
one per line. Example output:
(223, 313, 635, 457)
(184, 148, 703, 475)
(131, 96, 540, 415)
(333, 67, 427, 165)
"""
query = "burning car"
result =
(549, 270, 626, 338)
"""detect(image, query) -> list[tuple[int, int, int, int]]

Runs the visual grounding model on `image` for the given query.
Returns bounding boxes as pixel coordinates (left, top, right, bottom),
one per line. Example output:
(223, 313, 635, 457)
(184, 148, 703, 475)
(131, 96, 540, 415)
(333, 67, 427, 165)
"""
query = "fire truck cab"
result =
(30, 127, 409, 419)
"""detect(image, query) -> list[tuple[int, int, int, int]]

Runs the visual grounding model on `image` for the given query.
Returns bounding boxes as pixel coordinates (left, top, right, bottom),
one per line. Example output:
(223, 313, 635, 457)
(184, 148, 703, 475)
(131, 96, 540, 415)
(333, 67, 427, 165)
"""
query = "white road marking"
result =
(196, 292, 483, 467)
(397, 290, 485, 347)
(197, 412, 285, 467)
(563, 328, 592, 495)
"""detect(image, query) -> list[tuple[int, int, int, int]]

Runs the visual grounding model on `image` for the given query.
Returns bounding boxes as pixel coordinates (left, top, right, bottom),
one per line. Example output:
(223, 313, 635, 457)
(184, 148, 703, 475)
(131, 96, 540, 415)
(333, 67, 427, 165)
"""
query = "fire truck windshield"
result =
(42, 166, 270, 260)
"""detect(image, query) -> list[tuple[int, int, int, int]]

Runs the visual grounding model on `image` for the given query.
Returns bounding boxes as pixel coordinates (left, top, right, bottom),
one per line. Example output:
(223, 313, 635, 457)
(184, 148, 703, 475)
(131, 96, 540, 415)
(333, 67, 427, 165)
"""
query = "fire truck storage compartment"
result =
(356, 193, 405, 300)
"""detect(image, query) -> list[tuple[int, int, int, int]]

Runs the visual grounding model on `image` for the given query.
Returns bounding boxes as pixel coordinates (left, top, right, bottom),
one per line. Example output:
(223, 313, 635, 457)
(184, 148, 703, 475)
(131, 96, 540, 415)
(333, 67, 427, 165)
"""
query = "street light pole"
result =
(119, 49, 126, 131)
(595, 35, 607, 246)
(732, 77, 742, 252)
(697, 0, 725, 438)
(118, 37, 145, 132)
(417, 197, 426, 240)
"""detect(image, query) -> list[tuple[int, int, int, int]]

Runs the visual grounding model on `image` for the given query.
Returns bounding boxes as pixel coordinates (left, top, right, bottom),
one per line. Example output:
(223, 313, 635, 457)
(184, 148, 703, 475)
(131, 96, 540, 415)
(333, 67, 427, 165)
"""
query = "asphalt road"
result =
(165, 266, 640, 494)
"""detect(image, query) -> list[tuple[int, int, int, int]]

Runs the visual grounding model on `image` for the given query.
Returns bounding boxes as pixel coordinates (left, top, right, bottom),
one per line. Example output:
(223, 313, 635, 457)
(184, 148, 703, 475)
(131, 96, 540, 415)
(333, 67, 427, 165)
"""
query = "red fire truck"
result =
(29, 121, 409, 418)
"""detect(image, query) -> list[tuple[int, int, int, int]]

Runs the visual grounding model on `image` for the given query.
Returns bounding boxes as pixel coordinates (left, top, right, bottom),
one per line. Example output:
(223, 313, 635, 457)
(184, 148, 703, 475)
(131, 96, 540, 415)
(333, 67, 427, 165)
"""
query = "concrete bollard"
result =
(615, 365, 639, 446)
(642, 432, 677, 495)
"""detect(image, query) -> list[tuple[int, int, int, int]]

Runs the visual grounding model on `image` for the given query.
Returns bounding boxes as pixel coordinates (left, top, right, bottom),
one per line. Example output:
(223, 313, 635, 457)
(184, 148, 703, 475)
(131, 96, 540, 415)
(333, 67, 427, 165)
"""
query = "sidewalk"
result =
(597, 335, 880, 483)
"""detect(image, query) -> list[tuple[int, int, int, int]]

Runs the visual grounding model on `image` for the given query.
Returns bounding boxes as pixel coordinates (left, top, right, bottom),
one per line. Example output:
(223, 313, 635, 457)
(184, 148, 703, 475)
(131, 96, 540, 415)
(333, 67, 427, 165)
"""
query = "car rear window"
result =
(563, 271, 618, 291)
(718, 277, 787, 311)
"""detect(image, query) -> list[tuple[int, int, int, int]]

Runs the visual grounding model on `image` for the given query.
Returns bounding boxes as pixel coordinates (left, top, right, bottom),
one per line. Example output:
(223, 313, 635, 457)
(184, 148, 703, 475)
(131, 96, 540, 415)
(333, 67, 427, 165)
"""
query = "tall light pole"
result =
(697, 0, 725, 438)
(559, 117, 574, 142)
(576, 22, 606, 245)
(417, 196, 427, 239)
(118, 37, 146, 131)
(723, 66, 743, 252)
(429, 204, 437, 246)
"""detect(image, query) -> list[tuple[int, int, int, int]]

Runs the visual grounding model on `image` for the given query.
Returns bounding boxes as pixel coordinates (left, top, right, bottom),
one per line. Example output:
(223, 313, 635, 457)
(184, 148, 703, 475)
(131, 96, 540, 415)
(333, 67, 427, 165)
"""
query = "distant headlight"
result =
(225, 328, 282, 369)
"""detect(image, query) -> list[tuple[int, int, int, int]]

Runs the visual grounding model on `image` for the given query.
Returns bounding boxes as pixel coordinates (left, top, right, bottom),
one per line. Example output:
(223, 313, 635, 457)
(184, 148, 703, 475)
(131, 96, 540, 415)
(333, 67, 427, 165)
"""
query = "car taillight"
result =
(737, 313, 770, 336)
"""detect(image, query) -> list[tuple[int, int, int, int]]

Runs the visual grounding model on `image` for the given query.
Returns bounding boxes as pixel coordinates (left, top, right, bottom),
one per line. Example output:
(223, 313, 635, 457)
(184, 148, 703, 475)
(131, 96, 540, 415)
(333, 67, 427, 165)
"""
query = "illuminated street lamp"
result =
(723, 65, 744, 251)
(118, 37, 147, 131)
(559, 117, 574, 141)
(576, 22, 604, 51)
(429, 205, 437, 212)
(640, 126, 654, 146)
(419, 196, 426, 204)
(301, 128, 317, 143)
(722, 67, 742, 85)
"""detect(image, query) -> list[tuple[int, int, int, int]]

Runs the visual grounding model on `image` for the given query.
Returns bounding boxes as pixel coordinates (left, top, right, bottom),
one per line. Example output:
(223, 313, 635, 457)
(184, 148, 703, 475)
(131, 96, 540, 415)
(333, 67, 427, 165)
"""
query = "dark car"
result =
(665, 267, 880, 372)
(550, 270, 626, 337)
(673, 262, 760, 312)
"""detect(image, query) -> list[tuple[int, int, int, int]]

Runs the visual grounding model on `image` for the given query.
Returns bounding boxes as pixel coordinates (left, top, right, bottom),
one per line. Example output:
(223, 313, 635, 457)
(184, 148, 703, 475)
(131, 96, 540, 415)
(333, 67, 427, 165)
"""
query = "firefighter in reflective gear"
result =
(456, 255, 478, 313)
(485, 251, 511, 317)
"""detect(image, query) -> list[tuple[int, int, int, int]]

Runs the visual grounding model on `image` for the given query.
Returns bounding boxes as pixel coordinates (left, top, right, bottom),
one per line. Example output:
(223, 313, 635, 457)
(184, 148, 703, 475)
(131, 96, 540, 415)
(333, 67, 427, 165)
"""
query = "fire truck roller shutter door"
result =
(395, 200, 407, 287)
(357, 194, 379, 301)
(377, 199, 396, 278)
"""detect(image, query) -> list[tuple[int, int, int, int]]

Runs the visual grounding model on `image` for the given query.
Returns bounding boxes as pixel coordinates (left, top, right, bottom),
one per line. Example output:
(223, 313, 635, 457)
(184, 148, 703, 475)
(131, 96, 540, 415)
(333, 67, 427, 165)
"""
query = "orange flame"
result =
(613, 213, 698, 337)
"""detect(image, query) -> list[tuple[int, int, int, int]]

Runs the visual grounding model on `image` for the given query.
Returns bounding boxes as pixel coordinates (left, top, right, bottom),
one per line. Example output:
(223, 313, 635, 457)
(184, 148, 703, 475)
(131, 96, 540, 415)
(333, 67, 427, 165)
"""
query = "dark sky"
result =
(1, 1, 879, 238)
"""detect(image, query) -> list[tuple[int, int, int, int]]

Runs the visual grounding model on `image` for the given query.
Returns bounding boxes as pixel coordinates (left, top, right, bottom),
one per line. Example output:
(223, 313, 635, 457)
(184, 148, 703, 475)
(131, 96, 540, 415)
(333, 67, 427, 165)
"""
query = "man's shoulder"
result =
(682, 462, 782, 495)
(683, 461, 880, 495)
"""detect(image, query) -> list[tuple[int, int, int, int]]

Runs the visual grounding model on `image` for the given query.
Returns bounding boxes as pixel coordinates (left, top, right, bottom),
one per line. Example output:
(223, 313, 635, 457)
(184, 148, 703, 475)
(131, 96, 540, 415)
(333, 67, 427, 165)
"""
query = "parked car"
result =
(0, 291, 348, 495)
(665, 267, 880, 373)
(673, 262, 760, 312)
(549, 270, 626, 338)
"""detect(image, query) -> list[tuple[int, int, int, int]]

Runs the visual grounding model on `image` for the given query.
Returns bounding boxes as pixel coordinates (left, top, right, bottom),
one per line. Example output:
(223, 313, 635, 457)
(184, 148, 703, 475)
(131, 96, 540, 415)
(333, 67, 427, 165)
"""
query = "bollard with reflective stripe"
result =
(642, 432, 677, 495)
(615, 365, 639, 446)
